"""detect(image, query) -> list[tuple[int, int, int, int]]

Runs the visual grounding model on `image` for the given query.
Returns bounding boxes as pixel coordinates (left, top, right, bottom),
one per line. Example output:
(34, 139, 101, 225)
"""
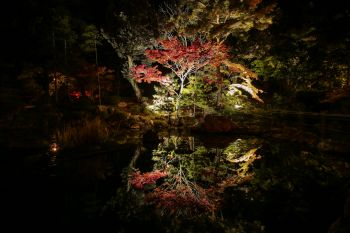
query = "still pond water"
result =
(2, 115, 350, 233)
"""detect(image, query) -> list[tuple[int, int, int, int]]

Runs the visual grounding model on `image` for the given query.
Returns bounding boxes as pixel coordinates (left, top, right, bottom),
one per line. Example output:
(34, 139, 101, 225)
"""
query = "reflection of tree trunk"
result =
(127, 144, 142, 192)
(214, 148, 222, 183)
(126, 55, 143, 102)
(129, 144, 141, 170)
(214, 148, 222, 164)
(215, 148, 219, 159)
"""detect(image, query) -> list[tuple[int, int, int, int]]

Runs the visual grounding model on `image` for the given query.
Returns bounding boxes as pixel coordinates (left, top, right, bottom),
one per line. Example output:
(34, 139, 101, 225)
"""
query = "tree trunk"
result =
(52, 32, 58, 103)
(100, 30, 144, 103)
(95, 38, 101, 106)
(216, 73, 223, 107)
(64, 39, 67, 65)
(216, 83, 223, 107)
(126, 55, 143, 102)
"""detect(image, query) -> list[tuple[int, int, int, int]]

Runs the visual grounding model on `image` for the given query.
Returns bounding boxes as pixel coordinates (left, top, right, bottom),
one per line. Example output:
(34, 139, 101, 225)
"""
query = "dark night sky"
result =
(1, 0, 350, 67)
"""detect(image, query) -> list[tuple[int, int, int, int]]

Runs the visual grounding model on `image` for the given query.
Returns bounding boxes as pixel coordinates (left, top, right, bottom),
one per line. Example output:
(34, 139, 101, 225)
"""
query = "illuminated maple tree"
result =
(132, 37, 226, 93)
(132, 36, 263, 113)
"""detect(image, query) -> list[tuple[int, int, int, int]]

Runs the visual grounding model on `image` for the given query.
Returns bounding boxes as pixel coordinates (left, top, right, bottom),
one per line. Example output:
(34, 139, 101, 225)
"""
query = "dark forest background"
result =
(1, 0, 350, 112)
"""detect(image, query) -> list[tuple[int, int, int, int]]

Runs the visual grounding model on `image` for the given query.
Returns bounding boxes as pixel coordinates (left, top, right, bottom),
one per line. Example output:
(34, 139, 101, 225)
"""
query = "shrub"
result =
(56, 117, 109, 149)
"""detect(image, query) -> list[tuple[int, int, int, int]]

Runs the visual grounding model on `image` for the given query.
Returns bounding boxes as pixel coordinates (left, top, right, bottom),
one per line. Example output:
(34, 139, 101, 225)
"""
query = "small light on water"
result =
(50, 142, 60, 153)
(48, 142, 59, 168)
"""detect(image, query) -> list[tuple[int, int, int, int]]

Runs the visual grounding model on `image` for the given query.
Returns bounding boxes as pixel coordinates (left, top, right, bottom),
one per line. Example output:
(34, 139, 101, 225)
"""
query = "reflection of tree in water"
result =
(102, 135, 348, 233)
(128, 136, 263, 218)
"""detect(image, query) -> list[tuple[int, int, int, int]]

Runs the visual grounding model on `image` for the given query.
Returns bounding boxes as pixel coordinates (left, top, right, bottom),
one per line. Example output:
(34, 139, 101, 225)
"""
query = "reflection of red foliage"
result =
(130, 170, 167, 190)
(145, 185, 215, 216)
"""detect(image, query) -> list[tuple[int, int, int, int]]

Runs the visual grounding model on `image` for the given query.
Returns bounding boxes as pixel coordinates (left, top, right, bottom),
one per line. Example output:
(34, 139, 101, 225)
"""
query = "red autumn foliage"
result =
(130, 170, 167, 190)
(76, 64, 114, 79)
(69, 91, 82, 99)
(131, 37, 228, 86)
(245, 0, 263, 9)
(145, 37, 228, 78)
(131, 64, 169, 84)
(69, 90, 94, 99)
